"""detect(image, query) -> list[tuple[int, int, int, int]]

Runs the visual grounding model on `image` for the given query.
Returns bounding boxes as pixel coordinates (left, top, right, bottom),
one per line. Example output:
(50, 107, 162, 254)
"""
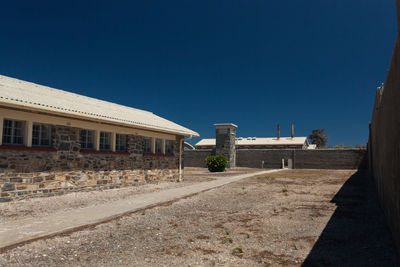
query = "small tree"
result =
(206, 155, 228, 172)
(309, 129, 329, 148)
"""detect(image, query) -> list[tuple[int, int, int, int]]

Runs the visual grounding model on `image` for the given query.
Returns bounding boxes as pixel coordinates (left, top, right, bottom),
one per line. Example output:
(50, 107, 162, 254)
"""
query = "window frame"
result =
(144, 137, 152, 153)
(165, 139, 173, 154)
(99, 131, 111, 151)
(2, 118, 25, 146)
(155, 138, 163, 154)
(80, 129, 95, 150)
(32, 123, 51, 147)
(115, 133, 127, 152)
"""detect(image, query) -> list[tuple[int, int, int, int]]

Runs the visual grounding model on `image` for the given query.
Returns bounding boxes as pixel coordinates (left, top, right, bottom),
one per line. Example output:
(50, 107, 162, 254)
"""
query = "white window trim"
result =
(155, 138, 163, 154)
(2, 118, 26, 146)
(161, 139, 165, 154)
(94, 130, 100, 151)
(31, 122, 52, 147)
(80, 129, 96, 150)
(26, 120, 33, 147)
(151, 137, 155, 154)
(0, 107, 176, 141)
(99, 131, 112, 151)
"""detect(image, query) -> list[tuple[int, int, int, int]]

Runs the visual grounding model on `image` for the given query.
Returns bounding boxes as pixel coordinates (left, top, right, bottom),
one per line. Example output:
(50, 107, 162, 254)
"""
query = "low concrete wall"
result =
(184, 149, 367, 170)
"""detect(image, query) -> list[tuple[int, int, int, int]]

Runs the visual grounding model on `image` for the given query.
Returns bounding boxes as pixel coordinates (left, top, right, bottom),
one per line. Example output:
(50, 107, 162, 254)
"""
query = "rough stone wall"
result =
(215, 126, 236, 168)
(369, 7, 400, 252)
(185, 149, 367, 169)
(53, 125, 81, 152)
(0, 124, 181, 201)
(184, 150, 213, 167)
(0, 169, 178, 201)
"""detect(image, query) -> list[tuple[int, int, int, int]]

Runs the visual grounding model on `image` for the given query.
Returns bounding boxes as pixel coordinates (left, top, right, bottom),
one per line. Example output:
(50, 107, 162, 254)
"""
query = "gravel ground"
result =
(0, 167, 261, 225)
(0, 169, 398, 266)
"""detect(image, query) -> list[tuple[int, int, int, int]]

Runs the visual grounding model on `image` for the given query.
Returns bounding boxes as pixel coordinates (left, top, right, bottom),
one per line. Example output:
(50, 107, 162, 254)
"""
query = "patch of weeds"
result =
(222, 237, 233, 244)
(282, 188, 288, 193)
(141, 210, 146, 215)
(293, 244, 298, 250)
(187, 238, 194, 243)
(225, 230, 230, 235)
(246, 233, 250, 238)
(232, 247, 243, 255)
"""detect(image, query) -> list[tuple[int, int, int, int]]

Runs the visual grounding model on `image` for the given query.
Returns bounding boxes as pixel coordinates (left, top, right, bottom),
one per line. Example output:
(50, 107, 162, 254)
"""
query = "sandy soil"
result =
(0, 169, 398, 266)
(0, 167, 261, 224)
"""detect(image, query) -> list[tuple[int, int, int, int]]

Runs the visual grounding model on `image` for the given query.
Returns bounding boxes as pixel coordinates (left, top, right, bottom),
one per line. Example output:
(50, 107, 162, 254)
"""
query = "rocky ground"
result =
(0, 169, 398, 266)
(0, 167, 260, 225)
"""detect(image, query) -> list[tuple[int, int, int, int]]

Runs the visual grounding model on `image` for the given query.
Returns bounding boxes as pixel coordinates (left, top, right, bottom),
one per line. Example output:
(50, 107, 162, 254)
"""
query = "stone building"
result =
(0, 75, 198, 201)
(195, 137, 310, 150)
(195, 123, 310, 151)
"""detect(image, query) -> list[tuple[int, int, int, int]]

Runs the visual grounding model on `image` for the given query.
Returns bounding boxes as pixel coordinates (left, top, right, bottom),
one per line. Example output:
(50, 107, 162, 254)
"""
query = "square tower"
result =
(214, 123, 237, 168)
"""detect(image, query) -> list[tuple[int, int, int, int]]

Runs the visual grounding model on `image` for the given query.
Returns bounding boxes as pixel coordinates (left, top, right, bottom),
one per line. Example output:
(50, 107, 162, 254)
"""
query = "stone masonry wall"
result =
(184, 149, 213, 168)
(0, 124, 181, 201)
(368, 4, 400, 253)
(215, 125, 236, 168)
(184, 149, 367, 170)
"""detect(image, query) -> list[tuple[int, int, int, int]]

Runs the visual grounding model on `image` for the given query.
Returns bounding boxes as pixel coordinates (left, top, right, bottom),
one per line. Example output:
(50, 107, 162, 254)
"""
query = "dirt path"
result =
(0, 169, 398, 266)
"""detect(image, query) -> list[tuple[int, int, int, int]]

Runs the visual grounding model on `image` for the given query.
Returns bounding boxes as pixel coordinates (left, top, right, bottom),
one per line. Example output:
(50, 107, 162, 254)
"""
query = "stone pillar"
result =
(214, 123, 237, 168)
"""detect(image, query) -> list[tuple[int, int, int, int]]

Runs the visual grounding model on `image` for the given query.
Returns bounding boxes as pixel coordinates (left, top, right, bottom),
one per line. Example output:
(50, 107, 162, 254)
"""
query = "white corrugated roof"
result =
(0, 75, 199, 137)
(195, 137, 308, 147)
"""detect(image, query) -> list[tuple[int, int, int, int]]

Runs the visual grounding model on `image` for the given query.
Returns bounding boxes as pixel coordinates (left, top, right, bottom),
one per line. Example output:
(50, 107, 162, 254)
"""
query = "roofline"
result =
(0, 102, 200, 137)
(196, 143, 306, 146)
(214, 123, 238, 128)
(184, 142, 195, 149)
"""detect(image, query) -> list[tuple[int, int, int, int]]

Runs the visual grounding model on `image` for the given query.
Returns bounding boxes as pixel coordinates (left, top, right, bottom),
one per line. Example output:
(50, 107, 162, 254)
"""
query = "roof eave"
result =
(0, 102, 199, 137)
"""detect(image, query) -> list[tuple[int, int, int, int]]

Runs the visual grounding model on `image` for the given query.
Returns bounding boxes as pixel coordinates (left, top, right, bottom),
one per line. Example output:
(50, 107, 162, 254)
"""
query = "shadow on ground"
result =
(302, 170, 399, 266)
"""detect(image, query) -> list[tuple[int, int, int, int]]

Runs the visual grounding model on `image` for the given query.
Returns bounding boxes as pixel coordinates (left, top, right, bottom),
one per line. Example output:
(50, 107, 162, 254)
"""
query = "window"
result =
(155, 138, 162, 154)
(100, 132, 111, 150)
(80, 129, 95, 149)
(144, 137, 152, 153)
(32, 123, 51, 147)
(2, 119, 25, 145)
(116, 134, 127, 152)
(165, 140, 173, 154)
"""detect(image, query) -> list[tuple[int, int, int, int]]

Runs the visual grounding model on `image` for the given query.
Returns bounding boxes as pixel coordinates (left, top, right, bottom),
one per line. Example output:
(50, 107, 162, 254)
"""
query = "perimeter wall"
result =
(368, 1, 400, 252)
(184, 149, 367, 170)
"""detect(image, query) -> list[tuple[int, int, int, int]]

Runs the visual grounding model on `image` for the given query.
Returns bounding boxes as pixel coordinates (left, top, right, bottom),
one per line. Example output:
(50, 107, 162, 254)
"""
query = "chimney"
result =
(291, 124, 294, 138)
(277, 124, 280, 140)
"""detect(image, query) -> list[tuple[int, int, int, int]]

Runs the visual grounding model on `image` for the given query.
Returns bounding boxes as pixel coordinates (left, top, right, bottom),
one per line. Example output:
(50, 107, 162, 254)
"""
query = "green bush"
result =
(206, 155, 228, 172)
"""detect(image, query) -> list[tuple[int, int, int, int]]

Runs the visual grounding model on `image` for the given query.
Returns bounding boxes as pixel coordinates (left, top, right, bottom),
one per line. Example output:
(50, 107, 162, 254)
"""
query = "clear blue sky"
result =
(0, 1, 396, 146)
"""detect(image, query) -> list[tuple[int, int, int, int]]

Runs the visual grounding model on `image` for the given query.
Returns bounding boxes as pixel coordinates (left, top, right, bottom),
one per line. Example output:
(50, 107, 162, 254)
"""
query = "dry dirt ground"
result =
(0, 167, 260, 225)
(0, 169, 398, 266)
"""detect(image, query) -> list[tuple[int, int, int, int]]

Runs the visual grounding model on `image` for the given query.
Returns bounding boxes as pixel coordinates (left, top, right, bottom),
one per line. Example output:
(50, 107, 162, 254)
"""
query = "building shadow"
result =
(302, 170, 399, 267)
